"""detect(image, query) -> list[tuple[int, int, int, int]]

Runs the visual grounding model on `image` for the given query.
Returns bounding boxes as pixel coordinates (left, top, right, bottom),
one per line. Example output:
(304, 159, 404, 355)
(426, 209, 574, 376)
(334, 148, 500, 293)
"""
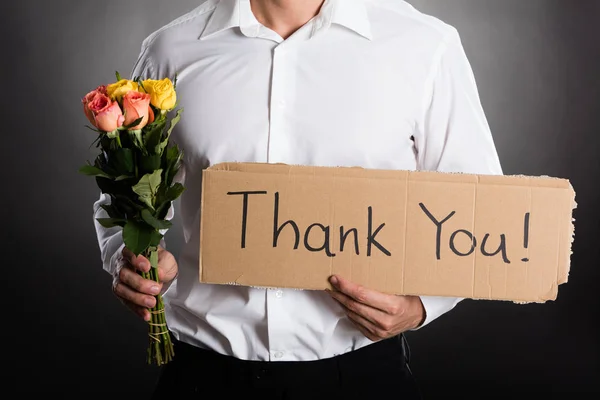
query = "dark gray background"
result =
(3, 0, 599, 397)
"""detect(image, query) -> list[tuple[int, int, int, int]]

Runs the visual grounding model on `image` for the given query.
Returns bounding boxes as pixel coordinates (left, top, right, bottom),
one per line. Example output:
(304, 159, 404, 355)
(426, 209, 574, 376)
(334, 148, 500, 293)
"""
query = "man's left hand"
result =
(327, 275, 426, 341)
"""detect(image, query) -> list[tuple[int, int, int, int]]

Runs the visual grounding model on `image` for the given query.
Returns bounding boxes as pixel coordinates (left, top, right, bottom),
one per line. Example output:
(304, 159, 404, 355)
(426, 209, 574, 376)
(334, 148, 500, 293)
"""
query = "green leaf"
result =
(132, 169, 162, 210)
(157, 108, 183, 154)
(96, 217, 127, 228)
(139, 154, 162, 174)
(115, 175, 133, 181)
(155, 200, 172, 221)
(99, 135, 113, 151)
(111, 195, 143, 219)
(150, 230, 163, 248)
(86, 133, 103, 150)
(161, 145, 183, 186)
(166, 183, 185, 201)
(128, 129, 144, 151)
(123, 220, 153, 256)
(79, 165, 112, 179)
(94, 151, 116, 176)
(99, 204, 122, 219)
(166, 108, 182, 136)
(106, 130, 119, 139)
(141, 209, 173, 230)
(149, 249, 159, 269)
(123, 116, 143, 130)
(165, 144, 180, 162)
(138, 196, 154, 210)
(95, 176, 132, 197)
(153, 182, 184, 221)
(144, 120, 167, 155)
(166, 147, 184, 186)
(115, 71, 122, 81)
(107, 148, 134, 174)
(137, 78, 147, 92)
(114, 194, 143, 209)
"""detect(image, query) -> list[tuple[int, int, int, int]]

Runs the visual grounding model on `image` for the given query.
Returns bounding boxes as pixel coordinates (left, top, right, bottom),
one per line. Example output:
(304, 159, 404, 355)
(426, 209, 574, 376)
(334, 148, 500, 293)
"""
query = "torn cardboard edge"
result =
(199, 162, 577, 303)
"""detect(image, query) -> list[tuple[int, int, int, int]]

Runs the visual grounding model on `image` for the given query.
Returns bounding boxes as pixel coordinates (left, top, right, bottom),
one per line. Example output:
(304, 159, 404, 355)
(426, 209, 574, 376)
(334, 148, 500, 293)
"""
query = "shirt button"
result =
(274, 351, 284, 359)
(275, 290, 283, 298)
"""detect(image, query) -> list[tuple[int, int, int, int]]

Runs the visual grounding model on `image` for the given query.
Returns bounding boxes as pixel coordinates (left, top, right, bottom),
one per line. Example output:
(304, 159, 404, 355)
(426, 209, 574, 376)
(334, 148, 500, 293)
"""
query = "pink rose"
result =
(122, 90, 154, 130)
(86, 93, 125, 132)
(82, 85, 108, 125)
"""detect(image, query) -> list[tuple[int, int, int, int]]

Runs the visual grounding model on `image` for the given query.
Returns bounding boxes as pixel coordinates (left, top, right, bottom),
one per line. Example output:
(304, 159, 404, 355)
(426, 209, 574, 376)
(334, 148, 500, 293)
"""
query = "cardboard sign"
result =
(199, 163, 576, 303)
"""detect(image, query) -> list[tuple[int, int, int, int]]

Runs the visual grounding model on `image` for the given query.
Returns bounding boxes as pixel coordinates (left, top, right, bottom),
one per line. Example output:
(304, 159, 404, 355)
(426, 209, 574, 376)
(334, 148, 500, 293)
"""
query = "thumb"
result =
(157, 247, 178, 283)
(122, 246, 151, 273)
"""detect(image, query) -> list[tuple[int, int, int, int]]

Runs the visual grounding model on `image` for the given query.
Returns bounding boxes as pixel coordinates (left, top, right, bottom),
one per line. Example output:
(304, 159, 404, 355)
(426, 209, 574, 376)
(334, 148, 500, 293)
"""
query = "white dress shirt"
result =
(93, 0, 503, 362)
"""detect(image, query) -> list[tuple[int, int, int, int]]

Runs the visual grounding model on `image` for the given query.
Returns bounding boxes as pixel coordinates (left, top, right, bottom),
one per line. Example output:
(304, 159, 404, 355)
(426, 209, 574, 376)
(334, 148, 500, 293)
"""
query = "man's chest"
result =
(170, 39, 426, 170)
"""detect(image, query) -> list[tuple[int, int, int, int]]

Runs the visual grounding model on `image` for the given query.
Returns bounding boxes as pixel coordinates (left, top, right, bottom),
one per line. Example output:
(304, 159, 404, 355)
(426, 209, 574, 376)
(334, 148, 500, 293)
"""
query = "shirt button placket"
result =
(266, 288, 288, 361)
(268, 46, 291, 163)
(266, 46, 296, 361)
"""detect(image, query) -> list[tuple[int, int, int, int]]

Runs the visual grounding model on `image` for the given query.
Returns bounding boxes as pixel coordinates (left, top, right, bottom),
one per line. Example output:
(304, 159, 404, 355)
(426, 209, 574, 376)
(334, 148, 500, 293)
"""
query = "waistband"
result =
(168, 333, 410, 389)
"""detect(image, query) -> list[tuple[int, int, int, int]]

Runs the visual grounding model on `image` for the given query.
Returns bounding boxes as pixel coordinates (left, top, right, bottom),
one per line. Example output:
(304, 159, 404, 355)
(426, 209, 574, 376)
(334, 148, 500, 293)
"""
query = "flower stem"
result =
(141, 249, 174, 366)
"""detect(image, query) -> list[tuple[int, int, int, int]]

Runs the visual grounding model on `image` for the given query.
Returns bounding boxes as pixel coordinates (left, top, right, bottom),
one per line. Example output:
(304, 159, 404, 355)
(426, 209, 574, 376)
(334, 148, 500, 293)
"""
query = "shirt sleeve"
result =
(93, 196, 173, 276)
(93, 44, 172, 276)
(411, 28, 504, 330)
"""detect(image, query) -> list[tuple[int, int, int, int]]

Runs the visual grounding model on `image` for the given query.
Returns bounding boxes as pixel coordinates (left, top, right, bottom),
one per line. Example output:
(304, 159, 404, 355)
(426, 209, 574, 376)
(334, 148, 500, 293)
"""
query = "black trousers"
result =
(151, 334, 422, 399)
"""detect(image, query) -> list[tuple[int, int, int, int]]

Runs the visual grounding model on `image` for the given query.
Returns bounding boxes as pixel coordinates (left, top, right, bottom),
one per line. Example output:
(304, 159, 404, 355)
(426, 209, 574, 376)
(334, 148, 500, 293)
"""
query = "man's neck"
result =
(250, 0, 326, 39)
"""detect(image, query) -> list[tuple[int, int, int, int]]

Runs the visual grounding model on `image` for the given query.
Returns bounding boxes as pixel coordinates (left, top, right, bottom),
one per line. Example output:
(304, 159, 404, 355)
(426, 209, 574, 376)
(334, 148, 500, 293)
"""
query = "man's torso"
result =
(136, 0, 457, 361)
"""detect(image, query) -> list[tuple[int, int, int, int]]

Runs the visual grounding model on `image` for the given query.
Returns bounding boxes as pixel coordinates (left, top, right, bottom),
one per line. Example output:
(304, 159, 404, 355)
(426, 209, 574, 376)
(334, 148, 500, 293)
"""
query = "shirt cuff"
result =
(108, 243, 126, 277)
(109, 239, 175, 293)
(412, 296, 463, 330)
(160, 276, 177, 296)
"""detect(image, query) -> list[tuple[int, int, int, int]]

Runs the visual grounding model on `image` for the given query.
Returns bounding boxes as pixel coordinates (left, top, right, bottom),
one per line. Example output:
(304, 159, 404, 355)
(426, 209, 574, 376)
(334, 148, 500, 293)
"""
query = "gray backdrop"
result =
(3, 0, 599, 397)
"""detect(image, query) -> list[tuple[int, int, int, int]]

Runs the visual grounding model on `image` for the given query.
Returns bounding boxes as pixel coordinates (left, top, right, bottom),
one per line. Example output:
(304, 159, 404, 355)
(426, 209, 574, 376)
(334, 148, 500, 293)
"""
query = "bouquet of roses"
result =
(79, 72, 184, 365)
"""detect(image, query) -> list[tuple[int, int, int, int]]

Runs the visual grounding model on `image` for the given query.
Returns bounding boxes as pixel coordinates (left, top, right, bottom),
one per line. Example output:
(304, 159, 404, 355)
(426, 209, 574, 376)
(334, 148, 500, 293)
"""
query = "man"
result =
(94, 0, 503, 398)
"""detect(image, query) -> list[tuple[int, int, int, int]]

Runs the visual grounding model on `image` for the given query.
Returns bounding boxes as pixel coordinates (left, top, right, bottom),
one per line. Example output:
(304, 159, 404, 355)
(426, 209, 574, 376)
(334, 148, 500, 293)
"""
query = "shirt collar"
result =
(316, 0, 372, 40)
(199, 0, 372, 41)
(199, 0, 239, 39)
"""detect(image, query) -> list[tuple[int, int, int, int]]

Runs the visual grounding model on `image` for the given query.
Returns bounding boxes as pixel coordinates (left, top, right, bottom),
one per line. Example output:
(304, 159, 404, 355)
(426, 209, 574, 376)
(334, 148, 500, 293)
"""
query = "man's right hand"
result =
(112, 246, 178, 321)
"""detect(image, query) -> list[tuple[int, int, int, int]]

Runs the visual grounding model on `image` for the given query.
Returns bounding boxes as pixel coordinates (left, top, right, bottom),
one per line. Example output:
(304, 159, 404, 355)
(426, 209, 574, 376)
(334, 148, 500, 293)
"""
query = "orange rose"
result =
(85, 92, 125, 132)
(122, 91, 154, 130)
(82, 85, 108, 125)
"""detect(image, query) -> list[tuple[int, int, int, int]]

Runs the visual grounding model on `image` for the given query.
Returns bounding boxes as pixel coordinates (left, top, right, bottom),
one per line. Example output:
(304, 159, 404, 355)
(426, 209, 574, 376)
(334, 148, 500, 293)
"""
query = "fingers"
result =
(123, 246, 178, 283)
(327, 275, 424, 340)
(329, 275, 400, 314)
(114, 277, 157, 309)
(327, 288, 383, 327)
(113, 246, 164, 322)
(122, 246, 151, 273)
(114, 246, 177, 321)
(157, 247, 178, 282)
(118, 265, 162, 296)
(346, 311, 384, 342)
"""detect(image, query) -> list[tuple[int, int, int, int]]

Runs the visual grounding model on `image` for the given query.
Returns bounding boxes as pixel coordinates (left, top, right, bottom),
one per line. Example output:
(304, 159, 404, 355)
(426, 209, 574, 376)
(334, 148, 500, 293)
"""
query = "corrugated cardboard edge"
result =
(199, 170, 207, 285)
(200, 163, 577, 302)
(476, 174, 577, 305)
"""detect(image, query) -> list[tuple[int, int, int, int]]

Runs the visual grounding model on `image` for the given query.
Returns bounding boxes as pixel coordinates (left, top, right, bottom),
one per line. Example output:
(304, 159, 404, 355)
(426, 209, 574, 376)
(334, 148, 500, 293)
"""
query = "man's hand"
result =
(112, 246, 178, 321)
(327, 275, 426, 341)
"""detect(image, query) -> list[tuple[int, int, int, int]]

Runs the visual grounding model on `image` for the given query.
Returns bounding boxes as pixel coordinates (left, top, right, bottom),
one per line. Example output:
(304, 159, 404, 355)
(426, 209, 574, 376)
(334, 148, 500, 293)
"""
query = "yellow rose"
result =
(106, 79, 139, 102)
(142, 78, 177, 110)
